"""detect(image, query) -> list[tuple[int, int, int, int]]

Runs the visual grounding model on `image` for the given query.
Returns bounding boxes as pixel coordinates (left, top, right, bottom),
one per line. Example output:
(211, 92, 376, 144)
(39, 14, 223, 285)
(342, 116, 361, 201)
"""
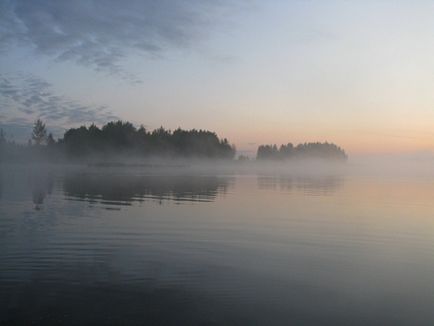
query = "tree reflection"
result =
(30, 172, 54, 210)
(257, 175, 343, 196)
(63, 174, 232, 205)
(0, 170, 2, 200)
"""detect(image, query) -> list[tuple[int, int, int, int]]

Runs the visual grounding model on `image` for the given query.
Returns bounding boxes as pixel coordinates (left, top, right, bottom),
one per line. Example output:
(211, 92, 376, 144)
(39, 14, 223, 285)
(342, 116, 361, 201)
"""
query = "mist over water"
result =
(1, 160, 434, 325)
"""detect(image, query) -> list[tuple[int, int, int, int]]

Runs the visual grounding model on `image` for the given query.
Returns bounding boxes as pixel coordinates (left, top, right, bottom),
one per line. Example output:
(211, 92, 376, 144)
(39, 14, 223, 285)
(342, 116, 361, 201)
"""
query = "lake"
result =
(1, 163, 434, 325)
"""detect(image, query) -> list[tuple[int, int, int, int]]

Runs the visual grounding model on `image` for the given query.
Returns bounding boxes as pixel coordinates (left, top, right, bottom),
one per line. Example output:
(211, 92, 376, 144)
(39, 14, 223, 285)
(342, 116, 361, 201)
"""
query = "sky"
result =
(1, 0, 434, 156)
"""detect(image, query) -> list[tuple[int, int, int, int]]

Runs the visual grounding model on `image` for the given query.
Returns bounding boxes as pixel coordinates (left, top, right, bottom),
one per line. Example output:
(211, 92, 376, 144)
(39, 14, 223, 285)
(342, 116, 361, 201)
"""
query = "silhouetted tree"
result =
(257, 142, 347, 161)
(61, 120, 236, 159)
(32, 119, 47, 145)
(257, 144, 279, 160)
(279, 143, 294, 158)
(47, 133, 55, 147)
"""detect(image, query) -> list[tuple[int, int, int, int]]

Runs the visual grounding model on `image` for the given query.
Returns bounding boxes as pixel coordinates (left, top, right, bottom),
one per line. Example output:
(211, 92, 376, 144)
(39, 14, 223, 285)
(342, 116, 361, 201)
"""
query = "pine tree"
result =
(32, 119, 47, 145)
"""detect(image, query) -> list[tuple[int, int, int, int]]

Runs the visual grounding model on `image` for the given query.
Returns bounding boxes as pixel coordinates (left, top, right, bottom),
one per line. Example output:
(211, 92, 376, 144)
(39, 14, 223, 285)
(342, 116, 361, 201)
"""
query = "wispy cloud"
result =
(0, 73, 118, 127)
(0, 0, 237, 80)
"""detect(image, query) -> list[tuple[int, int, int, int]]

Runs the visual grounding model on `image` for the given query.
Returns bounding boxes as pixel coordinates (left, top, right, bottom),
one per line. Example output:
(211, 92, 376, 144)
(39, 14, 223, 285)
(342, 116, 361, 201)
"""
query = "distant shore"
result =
(1, 120, 347, 164)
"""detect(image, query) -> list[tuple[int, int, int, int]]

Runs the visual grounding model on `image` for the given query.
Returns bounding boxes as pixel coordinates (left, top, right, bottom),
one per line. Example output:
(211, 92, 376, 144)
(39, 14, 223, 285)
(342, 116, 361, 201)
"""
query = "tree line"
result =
(0, 119, 236, 160)
(1, 119, 348, 162)
(257, 142, 347, 161)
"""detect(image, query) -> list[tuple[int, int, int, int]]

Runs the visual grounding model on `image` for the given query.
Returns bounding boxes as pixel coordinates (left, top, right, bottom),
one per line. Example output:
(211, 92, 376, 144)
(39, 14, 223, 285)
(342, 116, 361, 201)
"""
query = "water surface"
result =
(1, 164, 434, 325)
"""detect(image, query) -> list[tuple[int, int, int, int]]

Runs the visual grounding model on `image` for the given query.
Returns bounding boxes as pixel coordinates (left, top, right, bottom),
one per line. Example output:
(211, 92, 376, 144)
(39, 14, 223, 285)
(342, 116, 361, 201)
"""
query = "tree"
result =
(32, 119, 47, 145)
(257, 144, 279, 160)
(238, 155, 249, 161)
(256, 142, 347, 161)
(47, 133, 55, 147)
(61, 120, 236, 159)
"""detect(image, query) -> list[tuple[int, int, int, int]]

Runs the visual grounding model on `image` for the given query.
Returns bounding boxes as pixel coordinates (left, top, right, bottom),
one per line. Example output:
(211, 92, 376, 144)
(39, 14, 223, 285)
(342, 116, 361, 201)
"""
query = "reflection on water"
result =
(31, 172, 54, 209)
(0, 166, 232, 211)
(257, 175, 343, 195)
(63, 173, 232, 205)
(0, 170, 2, 200)
(1, 165, 434, 325)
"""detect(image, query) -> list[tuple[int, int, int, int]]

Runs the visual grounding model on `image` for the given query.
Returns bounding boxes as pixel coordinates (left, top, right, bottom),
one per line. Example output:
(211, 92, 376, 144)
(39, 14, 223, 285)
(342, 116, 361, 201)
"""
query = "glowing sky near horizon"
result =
(1, 0, 434, 155)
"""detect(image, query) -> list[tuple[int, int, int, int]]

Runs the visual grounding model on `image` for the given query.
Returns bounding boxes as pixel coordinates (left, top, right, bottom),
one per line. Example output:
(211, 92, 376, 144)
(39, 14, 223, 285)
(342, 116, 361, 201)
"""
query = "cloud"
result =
(0, 73, 118, 128)
(0, 0, 236, 79)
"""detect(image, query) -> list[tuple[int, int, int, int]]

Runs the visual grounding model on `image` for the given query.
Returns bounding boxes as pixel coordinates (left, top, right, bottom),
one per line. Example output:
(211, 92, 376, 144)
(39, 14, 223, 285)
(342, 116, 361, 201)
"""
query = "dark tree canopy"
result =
(62, 120, 236, 159)
(1, 119, 349, 164)
(257, 142, 347, 161)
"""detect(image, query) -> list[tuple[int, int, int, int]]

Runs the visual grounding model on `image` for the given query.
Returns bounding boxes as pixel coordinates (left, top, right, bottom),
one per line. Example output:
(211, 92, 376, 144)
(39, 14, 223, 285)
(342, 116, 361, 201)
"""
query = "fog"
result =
(2, 150, 434, 180)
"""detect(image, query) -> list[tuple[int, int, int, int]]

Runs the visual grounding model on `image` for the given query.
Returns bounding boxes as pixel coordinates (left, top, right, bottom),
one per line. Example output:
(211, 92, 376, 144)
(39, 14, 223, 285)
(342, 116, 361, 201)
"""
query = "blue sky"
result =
(1, 0, 434, 154)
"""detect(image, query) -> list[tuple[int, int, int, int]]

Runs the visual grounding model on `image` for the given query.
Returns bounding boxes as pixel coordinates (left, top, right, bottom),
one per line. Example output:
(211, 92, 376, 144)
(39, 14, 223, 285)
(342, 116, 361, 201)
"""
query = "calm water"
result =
(1, 164, 434, 325)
